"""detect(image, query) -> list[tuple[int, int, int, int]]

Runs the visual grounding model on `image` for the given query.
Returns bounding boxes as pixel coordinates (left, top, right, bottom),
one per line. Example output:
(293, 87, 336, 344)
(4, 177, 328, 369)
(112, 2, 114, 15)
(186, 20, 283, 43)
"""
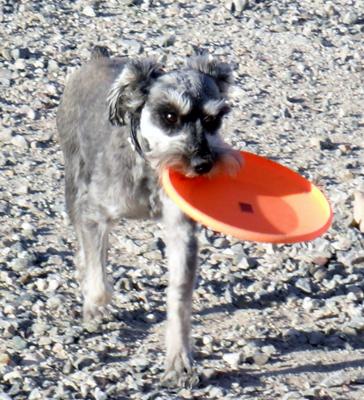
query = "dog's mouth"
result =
(155, 148, 243, 179)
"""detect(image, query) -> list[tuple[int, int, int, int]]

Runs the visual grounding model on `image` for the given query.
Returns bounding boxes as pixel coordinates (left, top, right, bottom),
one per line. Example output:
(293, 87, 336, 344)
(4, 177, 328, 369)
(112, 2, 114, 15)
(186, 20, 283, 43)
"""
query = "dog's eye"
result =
(204, 115, 217, 124)
(164, 112, 178, 125)
(203, 115, 221, 132)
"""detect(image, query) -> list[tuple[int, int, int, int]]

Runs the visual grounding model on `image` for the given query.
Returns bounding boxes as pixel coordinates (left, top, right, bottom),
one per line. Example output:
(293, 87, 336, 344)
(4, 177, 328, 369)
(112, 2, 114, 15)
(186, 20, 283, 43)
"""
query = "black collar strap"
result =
(130, 114, 145, 160)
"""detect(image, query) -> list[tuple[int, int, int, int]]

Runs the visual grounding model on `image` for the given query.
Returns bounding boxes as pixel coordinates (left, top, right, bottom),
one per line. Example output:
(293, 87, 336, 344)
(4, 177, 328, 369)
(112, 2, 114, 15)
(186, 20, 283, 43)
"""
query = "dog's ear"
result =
(108, 59, 164, 125)
(187, 55, 233, 95)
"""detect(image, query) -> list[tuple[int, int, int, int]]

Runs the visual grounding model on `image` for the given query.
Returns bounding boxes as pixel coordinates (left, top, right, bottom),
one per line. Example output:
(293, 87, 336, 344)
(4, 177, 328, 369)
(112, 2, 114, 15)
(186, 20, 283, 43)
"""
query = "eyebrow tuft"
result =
(203, 99, 229, 116)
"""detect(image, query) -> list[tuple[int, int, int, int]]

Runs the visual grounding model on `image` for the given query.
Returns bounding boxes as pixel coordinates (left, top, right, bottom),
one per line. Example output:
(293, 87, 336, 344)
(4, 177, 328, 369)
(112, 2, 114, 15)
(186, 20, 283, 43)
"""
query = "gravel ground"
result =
(1, 0, 364, 399)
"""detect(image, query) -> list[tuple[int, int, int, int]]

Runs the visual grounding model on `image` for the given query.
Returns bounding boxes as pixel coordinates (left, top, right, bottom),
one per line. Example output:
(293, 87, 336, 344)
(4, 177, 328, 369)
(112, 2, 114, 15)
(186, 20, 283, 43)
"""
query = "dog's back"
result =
(56, 51, 130, 221)
(57, 50, 126, 160)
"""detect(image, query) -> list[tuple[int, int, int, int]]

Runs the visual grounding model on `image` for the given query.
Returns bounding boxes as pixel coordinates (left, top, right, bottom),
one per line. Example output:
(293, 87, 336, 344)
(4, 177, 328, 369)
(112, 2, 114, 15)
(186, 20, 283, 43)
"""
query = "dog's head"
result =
(108, 55, 242, 177)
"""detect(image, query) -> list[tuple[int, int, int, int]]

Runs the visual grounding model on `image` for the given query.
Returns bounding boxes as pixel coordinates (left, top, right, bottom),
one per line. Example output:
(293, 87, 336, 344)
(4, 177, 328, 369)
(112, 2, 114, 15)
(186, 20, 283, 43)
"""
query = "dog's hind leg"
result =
(162, 196, 198, 384)
(75, 209, 112, 321)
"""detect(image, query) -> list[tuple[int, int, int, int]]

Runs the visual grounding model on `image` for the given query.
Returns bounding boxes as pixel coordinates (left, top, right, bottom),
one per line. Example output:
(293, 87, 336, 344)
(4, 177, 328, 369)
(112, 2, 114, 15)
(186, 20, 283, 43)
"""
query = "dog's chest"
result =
(90, 149, 162, 220)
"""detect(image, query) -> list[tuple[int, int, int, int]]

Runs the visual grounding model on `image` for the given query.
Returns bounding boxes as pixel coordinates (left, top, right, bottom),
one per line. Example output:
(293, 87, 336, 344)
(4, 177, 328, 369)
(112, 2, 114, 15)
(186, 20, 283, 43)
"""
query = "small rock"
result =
(10, 336, 27, 351)
(11, 135, 28, 148)
(312, 256, 329, 266)
(253, 351, 270, 366)
(28, 388, 42, 400)
(261, 345, 276, 356)
(82, 6, 96, 17)
(202, 335, 214, 346)
(342, 11, 358, 25)
(35, 278, 47, 292)
(0, 353, 11, 365)
(83, 321, 99, 333)
(3, 370, 22, 383)
(47, 59, 58, 73)
(0, 128, 12, 142)
(47, 277, 61, 292)
(295, 278, 313, 294)
(282, 392, 301, 400)
(21, 222, 35, 236)
(0, 392, 12, 400)
(223, 352, 242, 368)
(130, 356, 149, 371)
(121, 39, 143, 55)
(13, 181, 29, 195)
(13, 59, 26, 70)
(321, 371, 348, 387)
(62, 360, 74, 374)
(201, 368, 217, 381)
(158, 34, 176, 47)
(46, 294, 64, 309)
(143, 313, 157, 323)
(208, 387, 224, 398)
(19, 105, 36, 120)
(302, 297, 321, 312)
(94, 388, 108, 400)
(349, 317, 364, 332)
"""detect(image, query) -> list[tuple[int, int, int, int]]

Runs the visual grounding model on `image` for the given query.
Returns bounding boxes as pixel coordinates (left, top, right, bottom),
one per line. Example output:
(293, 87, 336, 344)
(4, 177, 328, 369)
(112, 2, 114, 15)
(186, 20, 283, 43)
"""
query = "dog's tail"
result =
(90, 46, 110, 59)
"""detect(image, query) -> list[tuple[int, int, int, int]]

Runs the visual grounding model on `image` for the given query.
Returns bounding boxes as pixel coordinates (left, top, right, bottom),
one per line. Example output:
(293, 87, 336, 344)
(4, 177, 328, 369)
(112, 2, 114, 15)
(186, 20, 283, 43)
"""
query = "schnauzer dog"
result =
(56, 47, 242, 383)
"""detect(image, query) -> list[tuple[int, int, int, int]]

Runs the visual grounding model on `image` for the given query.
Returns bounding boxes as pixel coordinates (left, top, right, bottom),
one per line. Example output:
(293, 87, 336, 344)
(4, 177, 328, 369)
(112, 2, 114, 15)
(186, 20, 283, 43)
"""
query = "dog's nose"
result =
(191, 156, 214, 175)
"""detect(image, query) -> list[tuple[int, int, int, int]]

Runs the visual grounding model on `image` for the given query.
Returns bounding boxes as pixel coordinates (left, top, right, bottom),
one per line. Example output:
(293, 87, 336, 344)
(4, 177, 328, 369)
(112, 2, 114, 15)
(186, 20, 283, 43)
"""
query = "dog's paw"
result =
(162, 349, 199, 388)
(82, 283, 113, 321)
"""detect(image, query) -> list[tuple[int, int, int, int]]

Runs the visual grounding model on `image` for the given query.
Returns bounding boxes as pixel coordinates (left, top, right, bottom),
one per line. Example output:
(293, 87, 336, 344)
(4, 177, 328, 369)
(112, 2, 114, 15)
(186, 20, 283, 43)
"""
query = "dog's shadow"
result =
(199, 357, 364, 393)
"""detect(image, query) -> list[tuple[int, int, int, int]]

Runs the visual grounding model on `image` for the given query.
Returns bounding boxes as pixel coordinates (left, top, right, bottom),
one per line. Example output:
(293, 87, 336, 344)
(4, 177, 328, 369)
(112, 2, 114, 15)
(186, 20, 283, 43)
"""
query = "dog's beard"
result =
(151, 143, 243, 179)
(208, 144, 243, 178)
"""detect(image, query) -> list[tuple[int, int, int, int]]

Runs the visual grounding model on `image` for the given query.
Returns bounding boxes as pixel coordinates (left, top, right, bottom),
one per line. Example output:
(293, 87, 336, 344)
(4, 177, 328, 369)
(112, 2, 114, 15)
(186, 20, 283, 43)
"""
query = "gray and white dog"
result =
(56, 47, 242, 382)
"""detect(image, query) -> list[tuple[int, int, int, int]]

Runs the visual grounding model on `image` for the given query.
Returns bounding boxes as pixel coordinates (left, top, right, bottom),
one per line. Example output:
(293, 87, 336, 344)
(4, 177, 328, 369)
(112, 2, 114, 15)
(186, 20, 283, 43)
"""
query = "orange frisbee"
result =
(162, 151, 333, 243)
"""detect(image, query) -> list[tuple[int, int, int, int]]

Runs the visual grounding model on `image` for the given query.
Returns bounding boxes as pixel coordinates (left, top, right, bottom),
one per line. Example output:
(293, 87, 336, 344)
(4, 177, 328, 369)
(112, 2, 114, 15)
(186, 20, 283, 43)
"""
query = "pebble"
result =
(9, 336, 27, 351)
(295, 278, 313, 294)
(28, 389, 42, 400)
(321, 371, 348, 387)
(10, 135, 28, 148)
(82, 6, 96, 17)
(223, 352, 242, 368)
(0, 354, 11, 366)
(47, 59, 58, 73)
(0, 393, 12, 400)
(13, 59, 26, 70)
(282, 392, 301, 400)
(0, 128, 12, 142)
(208, 387, 225, 398)
(253, 351, 270, 366)
(3, 370, 22, 383)
(342, 11, 358, 25)
(120, 39, 143, 55)
(94, 388, 108, 400)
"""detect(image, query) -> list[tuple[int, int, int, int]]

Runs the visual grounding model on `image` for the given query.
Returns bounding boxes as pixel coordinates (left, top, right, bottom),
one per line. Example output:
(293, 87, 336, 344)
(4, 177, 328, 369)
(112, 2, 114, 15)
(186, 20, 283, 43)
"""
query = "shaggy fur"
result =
(56, 48, 242, 384)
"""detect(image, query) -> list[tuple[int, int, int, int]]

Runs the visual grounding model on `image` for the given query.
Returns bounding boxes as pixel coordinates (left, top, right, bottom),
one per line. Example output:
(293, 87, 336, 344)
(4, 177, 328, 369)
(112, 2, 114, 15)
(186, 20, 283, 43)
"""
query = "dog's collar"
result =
(130, 114, 145, 160)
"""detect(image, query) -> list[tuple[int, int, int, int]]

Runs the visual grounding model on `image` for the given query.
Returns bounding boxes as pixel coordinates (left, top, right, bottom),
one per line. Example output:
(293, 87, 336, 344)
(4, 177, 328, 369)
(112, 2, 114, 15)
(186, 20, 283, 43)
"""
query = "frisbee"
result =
(162, 151, 333, 243)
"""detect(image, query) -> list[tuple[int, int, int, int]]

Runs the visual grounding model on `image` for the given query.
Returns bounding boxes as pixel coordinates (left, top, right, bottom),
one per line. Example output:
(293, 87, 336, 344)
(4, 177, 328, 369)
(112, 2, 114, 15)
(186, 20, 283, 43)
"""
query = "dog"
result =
(56, 47, 242, 383)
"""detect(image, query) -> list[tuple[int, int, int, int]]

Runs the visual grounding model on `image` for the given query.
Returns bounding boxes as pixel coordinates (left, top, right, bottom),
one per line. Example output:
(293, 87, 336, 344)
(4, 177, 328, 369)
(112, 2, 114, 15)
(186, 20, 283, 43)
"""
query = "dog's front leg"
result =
(162, 196, 198, 383)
